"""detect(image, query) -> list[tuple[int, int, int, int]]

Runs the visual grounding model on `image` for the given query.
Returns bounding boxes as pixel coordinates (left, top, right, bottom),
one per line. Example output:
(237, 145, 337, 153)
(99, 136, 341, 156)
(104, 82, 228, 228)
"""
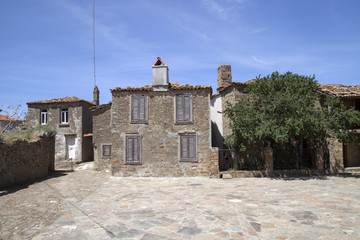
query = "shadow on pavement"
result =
(0, 170, 71, 197)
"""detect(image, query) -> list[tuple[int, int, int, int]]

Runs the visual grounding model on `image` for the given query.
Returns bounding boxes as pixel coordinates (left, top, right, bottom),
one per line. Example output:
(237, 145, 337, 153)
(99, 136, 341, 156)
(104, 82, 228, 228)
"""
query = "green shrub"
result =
(0, 125, 56, 145)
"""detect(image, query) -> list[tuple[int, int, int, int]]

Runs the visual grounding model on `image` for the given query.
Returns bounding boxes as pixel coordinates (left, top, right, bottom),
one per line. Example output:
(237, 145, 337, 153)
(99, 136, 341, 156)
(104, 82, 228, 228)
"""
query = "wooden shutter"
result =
(184, 95, 191, 122)
(176, 94, 191, 123)
(180, 135, 196, 161)
(131, 95, 146, 122)
(139, 95, 146, 121)
(126, 135, 141, 163)
(176, 95, 184, 122)
(181, 136, 188, 160)
(131, 95, 139, 121)
(102, 145, 111, 157)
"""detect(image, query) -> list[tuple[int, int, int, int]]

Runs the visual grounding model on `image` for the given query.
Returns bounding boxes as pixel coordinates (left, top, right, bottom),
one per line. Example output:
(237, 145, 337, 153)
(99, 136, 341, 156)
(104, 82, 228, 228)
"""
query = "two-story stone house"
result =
(27, 96, 95, 168)
(92, 58, 219, 177)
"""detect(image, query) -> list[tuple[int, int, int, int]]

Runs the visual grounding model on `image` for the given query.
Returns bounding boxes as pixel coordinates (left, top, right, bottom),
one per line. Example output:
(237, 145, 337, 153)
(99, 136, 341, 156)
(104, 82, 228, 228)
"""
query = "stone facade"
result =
(27, 97, 94, 168)
(92, 103, 112, 171)
(0, 137, 55, 188)
(92, 59, 219, 177)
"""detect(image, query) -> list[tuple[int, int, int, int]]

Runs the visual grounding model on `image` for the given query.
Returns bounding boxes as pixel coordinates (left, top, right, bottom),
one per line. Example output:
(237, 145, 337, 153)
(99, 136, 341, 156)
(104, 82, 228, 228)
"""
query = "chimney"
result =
(217, 64, 232, 91)
(152, 57, 169, 91)
(93, 86, 99, 105)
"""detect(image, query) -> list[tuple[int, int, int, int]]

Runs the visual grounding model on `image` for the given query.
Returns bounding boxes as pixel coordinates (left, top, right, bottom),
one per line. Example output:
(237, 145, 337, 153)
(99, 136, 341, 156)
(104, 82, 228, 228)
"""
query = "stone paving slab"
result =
(1, 164, 360, 239)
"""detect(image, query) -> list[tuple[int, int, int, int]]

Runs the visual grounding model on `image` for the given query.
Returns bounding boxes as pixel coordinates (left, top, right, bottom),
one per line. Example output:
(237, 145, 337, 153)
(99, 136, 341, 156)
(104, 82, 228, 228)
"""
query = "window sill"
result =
(130, 121, 148, 124)
(59, 123, 70, 127)
(180, 160, 198, 163)
(175, 122, 193, 125)
(125, 162, 142, 165)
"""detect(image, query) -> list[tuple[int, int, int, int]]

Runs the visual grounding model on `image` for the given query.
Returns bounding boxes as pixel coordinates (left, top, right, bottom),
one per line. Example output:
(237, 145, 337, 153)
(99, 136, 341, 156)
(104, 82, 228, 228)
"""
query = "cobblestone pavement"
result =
(1, 163, 360, 240)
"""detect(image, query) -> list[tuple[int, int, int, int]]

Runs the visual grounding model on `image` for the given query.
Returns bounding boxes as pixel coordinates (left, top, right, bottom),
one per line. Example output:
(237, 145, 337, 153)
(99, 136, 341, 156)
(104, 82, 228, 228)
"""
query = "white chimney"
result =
(152, 57, 169, 91)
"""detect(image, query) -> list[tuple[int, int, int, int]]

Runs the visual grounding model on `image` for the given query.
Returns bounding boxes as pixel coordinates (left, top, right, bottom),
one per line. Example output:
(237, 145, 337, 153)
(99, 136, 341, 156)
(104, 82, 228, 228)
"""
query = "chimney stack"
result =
(152, 57, 169, 91)
(217, 64, 232, 91)
(93, 86, 99, 105)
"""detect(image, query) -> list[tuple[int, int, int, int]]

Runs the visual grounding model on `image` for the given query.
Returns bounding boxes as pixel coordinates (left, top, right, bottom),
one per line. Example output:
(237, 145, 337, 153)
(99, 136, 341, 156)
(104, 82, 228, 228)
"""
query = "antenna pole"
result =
(93, 0, 96, 86)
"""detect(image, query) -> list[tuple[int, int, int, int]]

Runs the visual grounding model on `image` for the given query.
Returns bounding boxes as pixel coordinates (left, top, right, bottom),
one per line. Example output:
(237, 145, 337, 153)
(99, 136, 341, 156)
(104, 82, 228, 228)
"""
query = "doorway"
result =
(66, 135, 76, 160)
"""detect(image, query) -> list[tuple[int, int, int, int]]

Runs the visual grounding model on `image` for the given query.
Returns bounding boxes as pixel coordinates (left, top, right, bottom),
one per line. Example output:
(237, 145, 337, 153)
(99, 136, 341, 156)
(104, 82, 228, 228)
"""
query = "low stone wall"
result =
(0, 137, 55, 188)
(220, 169, 325, 178)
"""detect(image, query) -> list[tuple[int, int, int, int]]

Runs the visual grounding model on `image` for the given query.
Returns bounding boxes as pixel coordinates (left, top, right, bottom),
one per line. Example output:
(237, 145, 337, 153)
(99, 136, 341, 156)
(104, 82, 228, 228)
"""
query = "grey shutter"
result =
(180, 135, 196, 161)
(126, 137, 133, 162)
(188, 136, 196, 160)
(176, 95, 184, 122)
(133, 136, 139, 162)
(131, 95, 139, 121)
(103, 145, 111, 157)
(181, 136, 188, 160)
(184, 95, 191, 122)
(131, 95, 147, 122)
(139, 95, 146, 121)
(126, 135, 141, 163)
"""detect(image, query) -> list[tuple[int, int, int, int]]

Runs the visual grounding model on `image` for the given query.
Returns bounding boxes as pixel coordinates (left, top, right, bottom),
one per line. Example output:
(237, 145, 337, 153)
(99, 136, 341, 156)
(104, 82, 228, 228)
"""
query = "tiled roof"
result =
(111, 82, 212, 93)
(0, 114, 22, 122)
(27, 96, 94, 105)
(319, 84, 360, 97)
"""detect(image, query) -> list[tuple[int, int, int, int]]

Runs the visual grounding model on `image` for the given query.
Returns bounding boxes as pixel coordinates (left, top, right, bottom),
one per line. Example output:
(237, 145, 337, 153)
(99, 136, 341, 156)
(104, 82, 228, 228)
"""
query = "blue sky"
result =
(0, 0, 359, 117)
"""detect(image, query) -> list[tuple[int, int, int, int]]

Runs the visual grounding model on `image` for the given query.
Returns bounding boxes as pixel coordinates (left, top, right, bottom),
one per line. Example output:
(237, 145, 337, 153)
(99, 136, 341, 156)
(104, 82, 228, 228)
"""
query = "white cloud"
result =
(202, 0, 247, 20)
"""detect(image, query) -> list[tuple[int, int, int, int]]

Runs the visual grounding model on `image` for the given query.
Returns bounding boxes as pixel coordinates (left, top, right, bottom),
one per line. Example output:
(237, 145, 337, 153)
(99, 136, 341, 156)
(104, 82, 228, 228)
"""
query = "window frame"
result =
(60, 108, 69, 124)
(125, 134, 142, 164)
(40, 109, 48, 125)
(101, 144, 112, 159)
(175, 93, 193, 124)
(179, 133, 197, 162)
(130, 94, 148, 124)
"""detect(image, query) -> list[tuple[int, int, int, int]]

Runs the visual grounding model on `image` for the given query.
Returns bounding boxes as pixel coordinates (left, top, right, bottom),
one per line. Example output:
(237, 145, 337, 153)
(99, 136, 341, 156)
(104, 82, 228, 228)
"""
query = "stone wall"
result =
(220, 84, 248, 144)
(0, 137, 55, 188)
(93, 89, 219, 177)
(328, 138, 344, 173)
(92, 103, 112, 171)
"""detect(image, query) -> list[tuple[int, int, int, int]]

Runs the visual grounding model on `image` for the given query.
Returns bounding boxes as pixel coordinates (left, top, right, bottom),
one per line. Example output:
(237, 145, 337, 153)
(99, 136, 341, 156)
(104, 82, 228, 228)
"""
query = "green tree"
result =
(223, 71, 360, 154)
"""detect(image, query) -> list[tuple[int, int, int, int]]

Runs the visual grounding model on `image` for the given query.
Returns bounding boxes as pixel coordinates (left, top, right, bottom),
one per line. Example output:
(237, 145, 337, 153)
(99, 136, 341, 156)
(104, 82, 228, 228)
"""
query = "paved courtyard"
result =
(1, 163, 360, 240)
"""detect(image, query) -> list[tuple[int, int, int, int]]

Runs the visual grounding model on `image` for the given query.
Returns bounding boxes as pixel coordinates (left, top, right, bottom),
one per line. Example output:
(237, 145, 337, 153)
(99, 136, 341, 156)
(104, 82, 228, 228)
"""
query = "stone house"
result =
(319, 84, 360, 172)
(210, 64, 360, 174)
(92, 58, 219, 177)
(27, 96, 95, 168)
(0, 111, 23, 131)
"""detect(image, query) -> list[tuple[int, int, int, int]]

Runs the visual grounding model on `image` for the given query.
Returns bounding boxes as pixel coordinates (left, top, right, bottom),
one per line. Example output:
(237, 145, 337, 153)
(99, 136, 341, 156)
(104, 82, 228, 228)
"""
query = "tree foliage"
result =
(223, 71, 360, 151)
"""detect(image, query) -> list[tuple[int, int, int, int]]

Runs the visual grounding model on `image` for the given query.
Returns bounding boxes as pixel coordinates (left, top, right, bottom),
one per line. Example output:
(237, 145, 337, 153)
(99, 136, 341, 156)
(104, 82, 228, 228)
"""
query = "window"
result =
(41, 110, 47, 125)
(131, 94, 147, 123)
(61, 109, 69, 124)
(125, 135, 141, 164)
(180, 134, 197, 162)
(102, 144, 112, 158)
(176, 94, 192, 123)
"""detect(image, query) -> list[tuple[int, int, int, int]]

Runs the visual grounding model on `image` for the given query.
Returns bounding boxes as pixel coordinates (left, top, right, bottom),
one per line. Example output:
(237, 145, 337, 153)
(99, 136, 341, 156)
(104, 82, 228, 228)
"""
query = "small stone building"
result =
(92, 58, 219, 177)
(27, 97, 94, 168)
(0, 113, 23, 131)
(319, 84, 360, 172)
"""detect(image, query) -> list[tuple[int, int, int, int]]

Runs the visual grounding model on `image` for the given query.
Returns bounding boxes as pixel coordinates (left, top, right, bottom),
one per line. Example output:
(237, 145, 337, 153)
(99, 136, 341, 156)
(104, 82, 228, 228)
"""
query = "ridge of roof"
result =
(27, 96, 94, 105)
(111, 82, 212, 93)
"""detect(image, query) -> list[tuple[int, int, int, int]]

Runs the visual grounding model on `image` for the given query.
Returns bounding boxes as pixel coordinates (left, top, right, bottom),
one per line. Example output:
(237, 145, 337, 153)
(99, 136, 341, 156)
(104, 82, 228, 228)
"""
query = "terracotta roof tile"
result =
(111, 82, 212, 93)
(27, 96, 94, 105)
(319, 84, 360, 97)
(0, 114, 22, 122)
